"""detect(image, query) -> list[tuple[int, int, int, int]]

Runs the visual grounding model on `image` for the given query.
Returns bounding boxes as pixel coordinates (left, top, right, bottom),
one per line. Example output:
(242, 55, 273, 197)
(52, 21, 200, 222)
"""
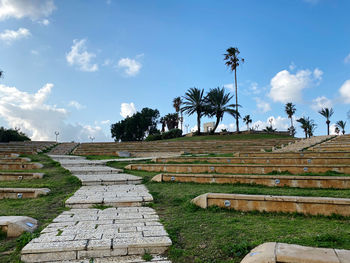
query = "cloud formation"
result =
(0, 83, 108, 141)
(120, 102, 137, 118)
(66, 39, 98, 72)
(311, 96, 332, 111)
(0, 0, 55, 21)
(68, 100, 85, 110)
(339, 80, 350, 103)
(0, 27, 30, 44)
(255, 97, 271, 113)
(117, 58, 142, 76)
(269, 68, 323, 103)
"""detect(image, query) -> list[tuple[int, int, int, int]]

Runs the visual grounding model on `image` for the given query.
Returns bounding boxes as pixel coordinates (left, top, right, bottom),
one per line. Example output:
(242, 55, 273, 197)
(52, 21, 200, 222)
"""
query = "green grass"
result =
(0, 154, 81, 263)
(165, 133, 293, 142)
(106, 161, 350, 263)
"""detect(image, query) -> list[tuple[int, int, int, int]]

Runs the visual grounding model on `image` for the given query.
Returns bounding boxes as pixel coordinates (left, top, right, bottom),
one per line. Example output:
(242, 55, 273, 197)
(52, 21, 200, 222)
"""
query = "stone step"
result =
(0, 162, 43, 170)
(0, 153, 19, 158)
(65, 185, 153, 208)
(66, 166, 123, 175)
(0, 216, 38, 238)
(0, 157, 31, 163)
(241, 242, 350, 263)
(75, 173, 142, 186)
(0, 188, 50, 199)
(0, 172, 44, 181)
(21, 208, 172, 262)
(192, 193, 350, 216)
(49, 155, 86, 161)
(126, 163, 350, 175)
(152, 173, 350, 189)
(154, 156, 350, 165)
(46, 256, 171, 263)
(237, 151, 350, 158)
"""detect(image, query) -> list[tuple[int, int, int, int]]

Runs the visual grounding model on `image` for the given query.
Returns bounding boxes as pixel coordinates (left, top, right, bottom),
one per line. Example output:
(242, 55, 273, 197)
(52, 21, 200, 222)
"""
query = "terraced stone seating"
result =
(236, 151, 350, 158)
(0, 153, 19, 158)
(152, 173, 350, 189)
(0, 141, 55, 155)
(309, 134, 350, 152)
(0, 162, 43, 170)
(0, 172, 44, 181)
(241, 242, 350, 263)
(0, 156, 30, 163)
(0, 216, 38, 238)
(0, 188, 50, 199)
(48, 142, 79, 155)
(65, 185, 153, 208)
(192, 193, 350, 216)
(126, 163, 350, 174)
(73, 137, 297, 156)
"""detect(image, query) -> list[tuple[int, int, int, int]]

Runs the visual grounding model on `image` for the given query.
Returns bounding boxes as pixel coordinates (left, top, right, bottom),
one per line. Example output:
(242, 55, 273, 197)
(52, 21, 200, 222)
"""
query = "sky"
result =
(0, 0, 350, 142)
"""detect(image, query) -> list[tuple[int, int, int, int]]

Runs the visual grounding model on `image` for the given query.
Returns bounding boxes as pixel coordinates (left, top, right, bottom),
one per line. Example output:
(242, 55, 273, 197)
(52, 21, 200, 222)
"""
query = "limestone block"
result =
(240, 242, 276, 263)
(0, 216, 38, 237)
(117, 151, 131, 157)
(21, 251, 77, 262)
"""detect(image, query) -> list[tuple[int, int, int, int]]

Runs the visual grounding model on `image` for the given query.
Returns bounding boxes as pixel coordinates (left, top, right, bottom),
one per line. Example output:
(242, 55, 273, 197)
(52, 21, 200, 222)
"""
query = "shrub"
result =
(145, 133, 162, 141)
(161, 129, 182, 139)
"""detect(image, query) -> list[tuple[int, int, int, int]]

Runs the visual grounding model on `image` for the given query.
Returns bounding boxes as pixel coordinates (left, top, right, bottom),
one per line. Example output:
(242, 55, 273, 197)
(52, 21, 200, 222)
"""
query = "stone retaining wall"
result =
(0, 188, 50, 199)
(0, 172, 44, 181)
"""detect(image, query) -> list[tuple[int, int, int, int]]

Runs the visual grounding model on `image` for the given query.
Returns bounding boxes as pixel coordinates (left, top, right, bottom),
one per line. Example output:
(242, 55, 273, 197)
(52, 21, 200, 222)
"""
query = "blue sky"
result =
(0, 0, 350, 141)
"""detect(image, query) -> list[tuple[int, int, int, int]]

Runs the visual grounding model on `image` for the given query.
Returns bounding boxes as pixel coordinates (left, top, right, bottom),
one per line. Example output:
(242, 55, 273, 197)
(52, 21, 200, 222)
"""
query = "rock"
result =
(0, 216, 38, 237)
(117, 151, 131, 158)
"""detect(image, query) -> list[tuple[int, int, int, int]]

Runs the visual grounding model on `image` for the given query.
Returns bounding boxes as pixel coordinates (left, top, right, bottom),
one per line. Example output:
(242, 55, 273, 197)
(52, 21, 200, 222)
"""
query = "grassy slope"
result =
(0, 154, 81, 263)
(109, 161, 350, 263)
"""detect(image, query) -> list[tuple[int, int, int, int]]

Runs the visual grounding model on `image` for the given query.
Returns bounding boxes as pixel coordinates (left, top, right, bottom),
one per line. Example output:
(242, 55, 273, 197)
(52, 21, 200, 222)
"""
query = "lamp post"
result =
(89, 136, 95, 142)
(54, 131, 59, 142)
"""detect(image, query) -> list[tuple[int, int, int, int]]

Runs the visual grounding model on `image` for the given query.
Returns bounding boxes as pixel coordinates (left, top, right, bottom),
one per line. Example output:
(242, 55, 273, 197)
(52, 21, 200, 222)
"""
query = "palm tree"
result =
(285, 102, 296, 129)
(297, 117, 317, 138)
(205, 87, 239, 133)
(159, 117, 166, 133)
(173, 97, 183, 130)
(182, 87, 206, 135)
(336, 120, 346, 135)
(243, 115, 252, 131)
(318, 108, 334, 135)
(224, 47, 244, 133)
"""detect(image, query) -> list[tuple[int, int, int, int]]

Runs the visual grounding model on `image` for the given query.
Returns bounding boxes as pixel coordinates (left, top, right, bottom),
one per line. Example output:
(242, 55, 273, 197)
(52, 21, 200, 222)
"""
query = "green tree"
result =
(163, 113, 178, 130)
(297, 117, 317, 138)
(182, 87, 206, 135)
(205, 87, 238, 133)
(285, 102, 296, 129)
(0, 127, 30, 142)
(336, 120, 346, 135)
(173, 97, 183, 129)
(243, 115, 252, 131)
(318, 107, 334, 135)
(224, 47, 244, 132)
(111, 108, 160, 141)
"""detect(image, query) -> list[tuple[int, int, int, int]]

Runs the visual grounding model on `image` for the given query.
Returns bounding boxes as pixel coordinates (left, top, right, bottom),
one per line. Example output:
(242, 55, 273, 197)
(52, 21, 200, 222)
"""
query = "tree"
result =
(182, 87, 206, 135)
(163, 113, 178, 130)
(285, 102, 296, 130)
(243, 115, 252, 131)
(160, 117, 166, 133)
(297, 117, 317, 138)
(318, 108, 334, 135)
(224, 47, 244, 132)
(173, 97, 183, 130)
(336, 120, 346, 135)
(0, 127, 30, 142)
(205, 87, 238, 133)
(0, 69, 3, 79)
(111, 108, 160, 141)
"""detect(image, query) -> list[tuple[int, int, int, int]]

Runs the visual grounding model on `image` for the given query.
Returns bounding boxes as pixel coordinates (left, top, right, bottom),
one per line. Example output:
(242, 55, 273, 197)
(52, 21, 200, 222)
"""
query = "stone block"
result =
(0, 216, 38, 237)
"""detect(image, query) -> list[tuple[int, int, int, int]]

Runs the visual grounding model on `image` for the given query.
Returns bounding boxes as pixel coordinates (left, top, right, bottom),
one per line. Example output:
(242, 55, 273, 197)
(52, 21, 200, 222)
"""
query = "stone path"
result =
(21, 155, 172, 263)
(48, 143, 80, 155)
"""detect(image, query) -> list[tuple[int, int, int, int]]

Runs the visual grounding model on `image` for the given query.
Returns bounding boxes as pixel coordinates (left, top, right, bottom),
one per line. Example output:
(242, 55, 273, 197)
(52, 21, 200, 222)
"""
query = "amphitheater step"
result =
(192, 193, 350, 216)
(48, 142, 79, 155)
(67, 166, 123, 175)
(152, 173, 350, 189)
(21, 208, 171, 262)
(0, 172, 44, 181)
(65, 185, 153, 208)
(0, 188, 50, 199)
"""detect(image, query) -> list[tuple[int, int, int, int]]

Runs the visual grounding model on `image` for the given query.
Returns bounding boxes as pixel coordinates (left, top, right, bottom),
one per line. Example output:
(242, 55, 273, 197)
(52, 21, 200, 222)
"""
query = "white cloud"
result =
(103, 59, 112, 66)
(0, 0, 55, 21)
(66, 39, 98, 72)
(223, 83, 234, 91)
(0, 83, 109, 142)
(339, 80, 350, 103)
(289, 62, 296, 71)
(269, 68, 323, 103)
(101, 120, 110, 125)
(251, 116, 290, 131)
(344, 54, 350, 64)
(117, 58, 142, 76)
(311, 96, 332, 111)
(39, 19, 50, 25)
(120, 102, 137, 118)
(330, 123, 338, 135)
(255, 97, 271, 113)
(0, 27, 30, 44)
(68, 100, 85, 110)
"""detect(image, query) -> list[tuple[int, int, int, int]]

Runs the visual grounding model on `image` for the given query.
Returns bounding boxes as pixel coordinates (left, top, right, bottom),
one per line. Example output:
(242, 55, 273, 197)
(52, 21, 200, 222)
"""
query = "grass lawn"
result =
(0, 154, 81, 263)
(165, 133, 293, 141)
(108, 161, 350, 263)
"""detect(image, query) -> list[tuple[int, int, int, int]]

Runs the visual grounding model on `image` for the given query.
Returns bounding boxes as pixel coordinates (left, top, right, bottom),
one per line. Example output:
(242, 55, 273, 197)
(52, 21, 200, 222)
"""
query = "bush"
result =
(145, 134, 162, 141)
(0, 127, 30, 142)
(161, 129, 182, 139)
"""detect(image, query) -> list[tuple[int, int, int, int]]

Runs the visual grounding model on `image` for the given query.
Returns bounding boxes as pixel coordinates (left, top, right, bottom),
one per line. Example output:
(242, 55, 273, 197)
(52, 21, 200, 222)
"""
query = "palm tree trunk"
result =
(290, 117, 293, 129)
(234, 68, 239, 133)
(327, 120, 330, 135)
(197, 113, 201, 135)
(212, 116, 220, 134)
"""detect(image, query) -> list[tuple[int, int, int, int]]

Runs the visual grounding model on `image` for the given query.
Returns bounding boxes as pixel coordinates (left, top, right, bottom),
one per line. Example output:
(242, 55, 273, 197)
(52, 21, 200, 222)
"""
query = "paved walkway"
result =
(21, 155, 172, 263)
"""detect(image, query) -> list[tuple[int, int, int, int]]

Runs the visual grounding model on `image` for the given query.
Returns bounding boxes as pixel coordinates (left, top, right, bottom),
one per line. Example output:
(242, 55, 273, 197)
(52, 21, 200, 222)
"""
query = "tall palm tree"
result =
(336, 120, 346, 135)
(285, 102, 296, 129)
(243, 115, 252, 131)
(297, 117, 317, 138)
(224, 47, 244, 133)
(205, 87, 238, 133)
(182, 87, 206, 135)
(173, 97, 183, 130)
(159, 117, 166, 133)
(318, 108, 334, 135)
